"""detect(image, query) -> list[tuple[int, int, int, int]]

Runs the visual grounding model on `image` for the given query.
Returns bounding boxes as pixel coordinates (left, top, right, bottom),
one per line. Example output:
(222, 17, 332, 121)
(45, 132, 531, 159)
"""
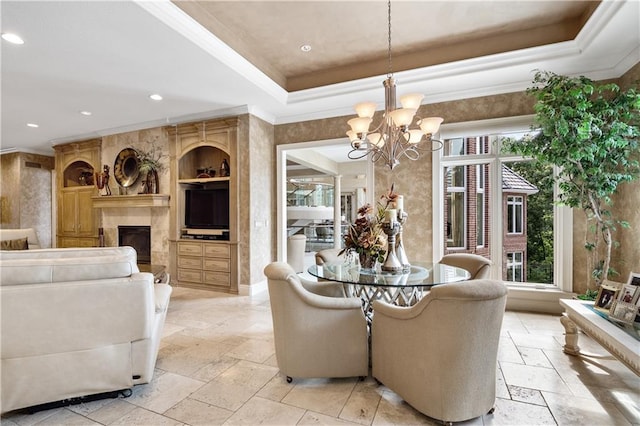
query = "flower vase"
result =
(359, 253, 377, 271)
(145, 170, 159, 194)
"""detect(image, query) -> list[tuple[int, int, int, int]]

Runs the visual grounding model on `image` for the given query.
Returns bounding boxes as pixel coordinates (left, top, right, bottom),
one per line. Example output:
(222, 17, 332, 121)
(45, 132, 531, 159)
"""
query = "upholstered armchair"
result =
(287, 234, 307, 273)
(314, 248, 344, 266)
(372, 279, 507, 425)
(439, 253, 492, 279)
(264, 262, 368, 382)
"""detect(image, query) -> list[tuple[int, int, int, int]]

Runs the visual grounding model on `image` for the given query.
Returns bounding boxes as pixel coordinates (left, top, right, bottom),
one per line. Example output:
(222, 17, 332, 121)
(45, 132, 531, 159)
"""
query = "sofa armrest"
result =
(154, 283, 172, 313)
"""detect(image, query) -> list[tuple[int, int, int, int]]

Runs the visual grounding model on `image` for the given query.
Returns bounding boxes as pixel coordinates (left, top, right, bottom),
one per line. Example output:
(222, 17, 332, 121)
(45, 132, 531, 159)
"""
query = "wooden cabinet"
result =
(54, 139, 100, 248)
(177, 240, 237, 292)
(168, 118, 240, 293)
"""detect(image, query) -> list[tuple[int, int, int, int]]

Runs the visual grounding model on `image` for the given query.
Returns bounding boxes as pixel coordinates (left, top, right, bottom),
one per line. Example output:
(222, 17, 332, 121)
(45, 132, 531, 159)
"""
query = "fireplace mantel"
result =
(91, 194, 170, 208)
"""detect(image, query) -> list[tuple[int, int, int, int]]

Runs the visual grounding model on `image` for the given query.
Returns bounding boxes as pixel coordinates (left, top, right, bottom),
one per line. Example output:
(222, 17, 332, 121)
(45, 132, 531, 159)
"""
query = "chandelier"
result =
(346, 0, 444, 170)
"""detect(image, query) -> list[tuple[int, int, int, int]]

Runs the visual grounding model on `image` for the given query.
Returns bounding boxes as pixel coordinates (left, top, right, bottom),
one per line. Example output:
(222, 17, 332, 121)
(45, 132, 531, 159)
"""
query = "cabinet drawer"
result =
(204, 271, 230, 287)
(204, 244, 230, 258)
(178, 242, 203, 256)
(178, 269, 203, 283)
(203, 258, 230, 272)
(178, 256, 202, 269)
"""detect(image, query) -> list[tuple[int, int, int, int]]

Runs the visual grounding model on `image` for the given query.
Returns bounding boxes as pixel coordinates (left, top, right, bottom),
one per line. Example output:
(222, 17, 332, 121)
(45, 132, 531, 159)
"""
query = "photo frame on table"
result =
(594, 284, 618, 311)
(609, 300, 637, 324)
(626, 272, 640, 322)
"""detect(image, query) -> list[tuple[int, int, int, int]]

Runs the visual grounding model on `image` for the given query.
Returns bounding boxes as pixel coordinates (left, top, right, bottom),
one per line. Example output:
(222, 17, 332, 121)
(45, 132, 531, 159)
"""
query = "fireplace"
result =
(118, 226, 151, 264)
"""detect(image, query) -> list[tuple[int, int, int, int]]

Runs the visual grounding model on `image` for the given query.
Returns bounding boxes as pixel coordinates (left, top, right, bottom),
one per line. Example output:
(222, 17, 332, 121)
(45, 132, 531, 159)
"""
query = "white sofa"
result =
(0, 227, 42, 249)
(0, 246, 172, 413)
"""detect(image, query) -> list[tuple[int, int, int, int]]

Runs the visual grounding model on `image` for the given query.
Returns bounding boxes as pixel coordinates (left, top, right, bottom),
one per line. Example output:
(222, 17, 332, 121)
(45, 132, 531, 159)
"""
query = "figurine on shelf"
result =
(95, 165, 112, 196)
(220, 158, 230, 177)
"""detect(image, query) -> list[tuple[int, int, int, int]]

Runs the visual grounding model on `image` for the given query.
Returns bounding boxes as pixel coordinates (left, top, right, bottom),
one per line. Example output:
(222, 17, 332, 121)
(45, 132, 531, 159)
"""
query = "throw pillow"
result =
(0, 237, 29, 250)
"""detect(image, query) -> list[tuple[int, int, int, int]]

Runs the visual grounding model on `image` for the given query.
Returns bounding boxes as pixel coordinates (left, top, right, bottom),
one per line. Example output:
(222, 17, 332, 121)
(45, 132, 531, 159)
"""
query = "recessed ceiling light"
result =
(27, 123, 39, 128)
(2, 33, 24, 45)
(300, 44, 311, 52)
(149, 94, 163, 101)
(80, 111, 92, 116)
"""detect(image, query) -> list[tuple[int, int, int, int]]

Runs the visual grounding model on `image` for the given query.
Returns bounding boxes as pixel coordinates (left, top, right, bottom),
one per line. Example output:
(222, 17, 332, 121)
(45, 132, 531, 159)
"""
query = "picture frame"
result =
(594, 284, 618, 311)
(617, 283, 638, 304)
(609, 300, 637, 325)
(627, 272, 640, 322)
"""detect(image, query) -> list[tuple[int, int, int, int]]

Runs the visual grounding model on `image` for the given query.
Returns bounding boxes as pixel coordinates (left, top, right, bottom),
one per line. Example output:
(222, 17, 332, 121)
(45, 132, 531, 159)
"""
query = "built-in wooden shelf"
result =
(91, 194, 170, 208)
(178, 176, 230, 185)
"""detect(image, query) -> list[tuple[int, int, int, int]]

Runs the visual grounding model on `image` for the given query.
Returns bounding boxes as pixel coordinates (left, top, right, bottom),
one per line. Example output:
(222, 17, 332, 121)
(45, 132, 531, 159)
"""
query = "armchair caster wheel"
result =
(441, 422, 453, 426)
(487, 406, 495, 415)
(286, 376, 293, 383)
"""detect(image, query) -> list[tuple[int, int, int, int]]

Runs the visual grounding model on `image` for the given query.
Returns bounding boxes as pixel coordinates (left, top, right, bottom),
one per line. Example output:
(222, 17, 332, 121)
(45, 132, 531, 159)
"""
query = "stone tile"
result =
(510, 331, 564, 351)
(498, 335, 524, 364)
(484, 397, 555, 425)
(110, 407, 183, 425)
(190, 360, 278, 411)
(500, 361, 573, 395)
(127, 372, 205, 414)
(507, 385, 547, 406)
(519, 346, 553, 368)
(156, 338, 235, 377)
(282, 378, 357, 417)
(298, 411, 361, 425)
(256, 373, 295, 402)
(338, 378, 383, 425)
(543, 391, 632, 425)
(30, 408, 101, 425)
(190, 355, 240, 382)
(371, 390, 434, 425)
(163, 398, 233, 425)
(79, 399, 137, 425)
(496, 364, 511, 400)
(225, 337, 275, 363)
(223, 396, 305, 425)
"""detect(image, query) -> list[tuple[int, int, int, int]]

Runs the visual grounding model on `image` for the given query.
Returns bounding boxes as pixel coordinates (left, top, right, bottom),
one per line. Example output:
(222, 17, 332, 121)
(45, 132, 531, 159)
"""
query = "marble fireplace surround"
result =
(97, 203, 170, 268)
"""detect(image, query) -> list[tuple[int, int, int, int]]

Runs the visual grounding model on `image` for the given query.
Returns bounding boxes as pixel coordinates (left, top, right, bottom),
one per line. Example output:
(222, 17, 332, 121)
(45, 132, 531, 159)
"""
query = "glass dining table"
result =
(307, 261, 471, 323)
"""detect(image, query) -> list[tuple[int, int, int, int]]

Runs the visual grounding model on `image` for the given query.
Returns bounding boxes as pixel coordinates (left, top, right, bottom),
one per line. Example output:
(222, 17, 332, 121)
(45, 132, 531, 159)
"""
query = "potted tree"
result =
(510, 71, 639, 296)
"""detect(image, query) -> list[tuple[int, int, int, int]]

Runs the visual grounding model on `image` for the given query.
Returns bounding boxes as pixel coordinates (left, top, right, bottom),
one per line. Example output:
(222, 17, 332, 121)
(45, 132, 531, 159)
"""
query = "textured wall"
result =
(248, 115, 275, 284)
(100, 128, 171, 267)
(1, 152, 54, 247)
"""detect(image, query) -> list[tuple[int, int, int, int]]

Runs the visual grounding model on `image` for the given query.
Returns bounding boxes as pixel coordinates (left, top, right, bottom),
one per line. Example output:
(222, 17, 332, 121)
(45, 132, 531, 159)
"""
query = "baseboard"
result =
(506, 287, 575, 315)
(239, 279, 267, 296)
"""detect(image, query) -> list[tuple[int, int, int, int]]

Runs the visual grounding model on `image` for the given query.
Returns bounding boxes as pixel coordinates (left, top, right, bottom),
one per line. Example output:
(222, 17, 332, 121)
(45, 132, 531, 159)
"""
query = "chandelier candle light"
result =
(346, 0, 444, 170)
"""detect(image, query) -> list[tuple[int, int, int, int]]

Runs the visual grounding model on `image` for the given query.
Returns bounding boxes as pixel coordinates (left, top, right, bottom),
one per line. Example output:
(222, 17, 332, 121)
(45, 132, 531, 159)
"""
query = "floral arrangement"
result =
(137, 137, 167, 175)
(340, 203, 388, 265)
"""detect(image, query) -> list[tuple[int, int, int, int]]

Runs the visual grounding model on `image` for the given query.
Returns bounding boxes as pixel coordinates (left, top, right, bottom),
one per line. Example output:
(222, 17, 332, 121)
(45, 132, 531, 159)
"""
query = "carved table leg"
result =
(560, 314, 581, 355)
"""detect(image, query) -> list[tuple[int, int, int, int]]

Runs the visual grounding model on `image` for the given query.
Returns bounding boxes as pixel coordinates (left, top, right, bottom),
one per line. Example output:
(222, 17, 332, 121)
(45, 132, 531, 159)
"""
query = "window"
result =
(433, 117, 572, 291)
(445, 166, 466, 248)
(507, 196, 523, 234)
(507, 252, 523, 282)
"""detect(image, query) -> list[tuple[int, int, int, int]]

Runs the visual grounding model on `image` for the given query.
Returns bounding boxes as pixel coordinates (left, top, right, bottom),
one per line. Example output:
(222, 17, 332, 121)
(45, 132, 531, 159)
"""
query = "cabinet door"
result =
(60, 191, 78, 234)
(76, 188, 95, 236)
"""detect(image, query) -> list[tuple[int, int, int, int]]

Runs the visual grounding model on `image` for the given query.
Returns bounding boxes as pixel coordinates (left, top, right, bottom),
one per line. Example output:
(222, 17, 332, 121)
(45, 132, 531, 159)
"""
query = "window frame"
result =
(432, 116, 573, 292)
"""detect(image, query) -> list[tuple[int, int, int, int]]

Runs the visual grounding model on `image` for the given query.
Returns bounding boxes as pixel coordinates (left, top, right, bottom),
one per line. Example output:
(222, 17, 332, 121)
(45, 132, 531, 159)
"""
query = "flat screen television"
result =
(185, 183, 229, 230)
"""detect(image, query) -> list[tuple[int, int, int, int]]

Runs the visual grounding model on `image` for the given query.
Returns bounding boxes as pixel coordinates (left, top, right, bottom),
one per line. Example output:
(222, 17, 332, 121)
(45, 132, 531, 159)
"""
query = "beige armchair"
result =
(372, 279, 507, 425)
(264, 262, 368, 382)
(314, 248, 344, 266)
(287, 234, 307, 273)
(440, 253, 492, 279)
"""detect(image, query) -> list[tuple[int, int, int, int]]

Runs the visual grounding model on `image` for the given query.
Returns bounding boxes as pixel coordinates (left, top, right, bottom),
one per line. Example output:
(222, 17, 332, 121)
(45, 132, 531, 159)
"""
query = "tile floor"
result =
(3, 278, 639, 425)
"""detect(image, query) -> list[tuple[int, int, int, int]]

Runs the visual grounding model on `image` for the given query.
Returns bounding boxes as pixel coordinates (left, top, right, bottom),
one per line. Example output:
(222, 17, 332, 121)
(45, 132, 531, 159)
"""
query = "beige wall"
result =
(274, 65, 640, 292)
(0, 152, 54, 248)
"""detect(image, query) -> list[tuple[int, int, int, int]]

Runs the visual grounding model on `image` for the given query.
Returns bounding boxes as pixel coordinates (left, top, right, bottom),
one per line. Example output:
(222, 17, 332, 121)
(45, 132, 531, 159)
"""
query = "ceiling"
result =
(1, 0, 638, 158)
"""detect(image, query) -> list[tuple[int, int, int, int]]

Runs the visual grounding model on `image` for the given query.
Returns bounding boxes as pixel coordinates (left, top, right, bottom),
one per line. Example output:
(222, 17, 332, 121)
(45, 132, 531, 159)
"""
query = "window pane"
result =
(447, 192, 465, 248)
(476, 193, 484, 247)
(503, 161, 555, 284)
(444, 138, 465, 156)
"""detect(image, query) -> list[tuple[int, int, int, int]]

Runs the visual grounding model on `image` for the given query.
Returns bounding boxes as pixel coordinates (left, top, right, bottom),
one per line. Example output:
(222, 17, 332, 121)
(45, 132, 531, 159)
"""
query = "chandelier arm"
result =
(348, 148, 371, 160)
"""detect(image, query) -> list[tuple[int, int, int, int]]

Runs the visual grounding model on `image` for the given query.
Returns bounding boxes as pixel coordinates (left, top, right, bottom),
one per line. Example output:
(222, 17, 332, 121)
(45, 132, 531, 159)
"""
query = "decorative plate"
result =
(113, 148, 140, 187)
